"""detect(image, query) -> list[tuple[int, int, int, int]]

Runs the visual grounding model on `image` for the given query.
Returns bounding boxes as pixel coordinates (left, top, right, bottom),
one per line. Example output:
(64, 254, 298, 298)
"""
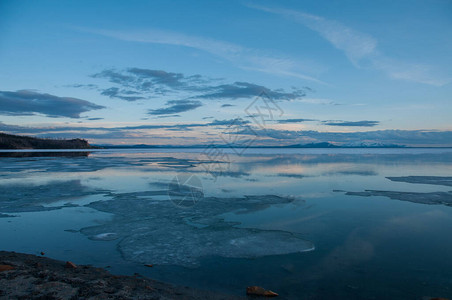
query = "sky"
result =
(0, 0, 451, 146)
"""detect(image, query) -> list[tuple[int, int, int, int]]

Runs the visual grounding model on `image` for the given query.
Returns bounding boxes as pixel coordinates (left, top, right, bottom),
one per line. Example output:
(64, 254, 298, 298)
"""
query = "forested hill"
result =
(0, 132, 96, 149)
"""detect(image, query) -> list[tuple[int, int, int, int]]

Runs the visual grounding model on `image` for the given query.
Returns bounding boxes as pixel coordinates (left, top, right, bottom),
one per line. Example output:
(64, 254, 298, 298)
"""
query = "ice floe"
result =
(386, 176, 452, 187)
(344, 190, 452, 207)
(81, 193, 314, 267)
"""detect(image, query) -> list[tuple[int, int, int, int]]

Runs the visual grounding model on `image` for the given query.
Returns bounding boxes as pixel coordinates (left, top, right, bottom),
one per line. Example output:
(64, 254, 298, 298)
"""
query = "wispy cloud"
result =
(2, 121, 452, 146)
(92, 68, 216, 96)
(81, 27, 325, 84)
(100, 87, 145, 101)
(323, 120, 379, 127)
(371, 57, 451, 87)
(221, 104, 235, 108)
(248, 4, 451, 86)
(85, 68, 309, 113)
(148, 99, 203, 115)
(0, 118, 250, 136)
(235, 127, 452, 146)
(209, 118, 251, 126)
(277, 118, 316, 124)
(196, 82, 306, 100)
(298, 98, 342, 105)
(0, 90, 105, 118)
(248, 5, 377, 65)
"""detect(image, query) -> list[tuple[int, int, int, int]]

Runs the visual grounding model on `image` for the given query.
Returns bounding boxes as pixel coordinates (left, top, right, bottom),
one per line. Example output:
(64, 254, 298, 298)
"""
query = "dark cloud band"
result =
(323, 120, 379, 127)
(0, 90, 105, 118)
(89, 68, 307, 105)
(148, 100, 203, 115)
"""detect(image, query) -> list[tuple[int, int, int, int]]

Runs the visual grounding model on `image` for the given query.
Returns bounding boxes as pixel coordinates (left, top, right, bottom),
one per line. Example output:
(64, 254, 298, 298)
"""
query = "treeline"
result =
(0, 132, 96, 149)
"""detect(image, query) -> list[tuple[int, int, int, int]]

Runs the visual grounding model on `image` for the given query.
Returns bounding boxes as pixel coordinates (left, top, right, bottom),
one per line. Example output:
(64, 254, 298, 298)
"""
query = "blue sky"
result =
(0, 0, 451, 146)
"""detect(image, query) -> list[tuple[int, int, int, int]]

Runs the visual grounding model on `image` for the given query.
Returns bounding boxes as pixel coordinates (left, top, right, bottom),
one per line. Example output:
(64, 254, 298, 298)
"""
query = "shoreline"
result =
(0, 251, 242, 299)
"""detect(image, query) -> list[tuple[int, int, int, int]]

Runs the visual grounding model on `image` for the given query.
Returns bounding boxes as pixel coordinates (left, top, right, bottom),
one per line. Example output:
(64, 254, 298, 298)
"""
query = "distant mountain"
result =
(284, 142, 340, 148)
(97, 141, 406, 149)
(0, 133, 97, 150)
(282, 142, 409, 148)
(97, 144, 160, 149)
(96, 143, 341, 149)
(341, 141, 405, 148)
(284, 142, 406, 148)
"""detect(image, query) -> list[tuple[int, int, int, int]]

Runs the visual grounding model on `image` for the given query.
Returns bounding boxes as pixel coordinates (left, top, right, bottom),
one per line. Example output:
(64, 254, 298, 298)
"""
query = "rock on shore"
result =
(0, 251, 241, 299)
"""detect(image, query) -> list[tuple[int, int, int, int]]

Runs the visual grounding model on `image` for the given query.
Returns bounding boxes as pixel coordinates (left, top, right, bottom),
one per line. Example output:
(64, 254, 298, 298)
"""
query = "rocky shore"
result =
(0, 251, 242, 299)
(0, 132, 97, 149)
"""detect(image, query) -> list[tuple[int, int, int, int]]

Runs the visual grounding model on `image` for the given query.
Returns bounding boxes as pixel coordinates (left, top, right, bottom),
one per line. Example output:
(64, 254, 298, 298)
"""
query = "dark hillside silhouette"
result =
(0, 132, 96, 149)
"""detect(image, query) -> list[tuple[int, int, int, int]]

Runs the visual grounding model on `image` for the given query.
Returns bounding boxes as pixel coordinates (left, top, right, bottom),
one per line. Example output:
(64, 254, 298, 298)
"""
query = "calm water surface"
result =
(1, 148, 452, 299)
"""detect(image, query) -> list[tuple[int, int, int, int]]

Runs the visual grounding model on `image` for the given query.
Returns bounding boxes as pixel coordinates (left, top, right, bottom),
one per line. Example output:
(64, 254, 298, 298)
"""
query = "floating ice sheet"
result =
(89, 232, 119, 241)
(386, 176, 452, 187)
(344, 190, 452, 206)
(120, 224, 313, 267)
(82, 194, 314, 267)
(0, 180, 105, 213)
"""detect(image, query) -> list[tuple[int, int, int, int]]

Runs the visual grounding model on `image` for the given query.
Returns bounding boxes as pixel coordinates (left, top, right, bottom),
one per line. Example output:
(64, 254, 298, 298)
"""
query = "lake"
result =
(1, 148, 452, 299)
